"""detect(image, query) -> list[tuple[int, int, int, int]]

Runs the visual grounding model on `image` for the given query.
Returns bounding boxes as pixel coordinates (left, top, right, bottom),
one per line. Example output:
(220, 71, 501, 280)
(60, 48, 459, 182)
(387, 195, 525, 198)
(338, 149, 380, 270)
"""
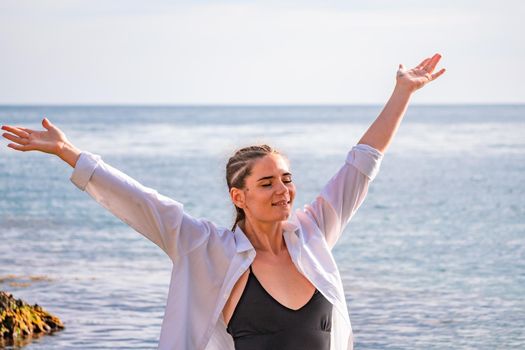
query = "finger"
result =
(42, 117, 55, 131)
(7, 143, 31, 152)
(1, 125, 30, 138)
(18, 127, 35, 134)
(431, 68, 446, 80)
(2, 124, 32, 131)
(2, 132, 29, 145)
(424, 53, 442, 73)
(416, 57, 431, 69)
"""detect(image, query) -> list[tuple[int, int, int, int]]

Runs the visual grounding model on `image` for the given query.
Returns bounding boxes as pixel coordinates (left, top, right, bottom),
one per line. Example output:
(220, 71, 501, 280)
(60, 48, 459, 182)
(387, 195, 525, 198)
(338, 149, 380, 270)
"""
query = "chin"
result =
(268, 204, 293, 221)
(279, 211, 292, 221)
(267, 213, 290, 222)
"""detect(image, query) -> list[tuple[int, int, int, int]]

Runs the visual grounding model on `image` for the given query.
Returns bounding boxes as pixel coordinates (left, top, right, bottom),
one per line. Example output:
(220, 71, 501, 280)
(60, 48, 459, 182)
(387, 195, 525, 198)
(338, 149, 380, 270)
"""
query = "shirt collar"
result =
(233, 220, 300, 254)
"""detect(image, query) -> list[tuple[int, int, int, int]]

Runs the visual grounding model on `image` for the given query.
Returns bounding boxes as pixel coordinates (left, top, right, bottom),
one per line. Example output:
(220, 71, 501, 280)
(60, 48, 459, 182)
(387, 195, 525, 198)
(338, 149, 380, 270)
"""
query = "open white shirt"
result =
(70, 143, 383, 350)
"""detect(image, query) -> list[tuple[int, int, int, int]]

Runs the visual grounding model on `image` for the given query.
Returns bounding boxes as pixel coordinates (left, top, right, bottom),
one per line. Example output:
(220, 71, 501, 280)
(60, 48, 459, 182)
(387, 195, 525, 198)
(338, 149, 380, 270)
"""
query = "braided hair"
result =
(225, 145, 283, 231)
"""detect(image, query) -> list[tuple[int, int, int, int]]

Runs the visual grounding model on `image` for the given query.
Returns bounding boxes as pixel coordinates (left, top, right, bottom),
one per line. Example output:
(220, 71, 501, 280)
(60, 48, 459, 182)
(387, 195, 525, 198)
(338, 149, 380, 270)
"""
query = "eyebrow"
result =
(257, 172, 292, 182)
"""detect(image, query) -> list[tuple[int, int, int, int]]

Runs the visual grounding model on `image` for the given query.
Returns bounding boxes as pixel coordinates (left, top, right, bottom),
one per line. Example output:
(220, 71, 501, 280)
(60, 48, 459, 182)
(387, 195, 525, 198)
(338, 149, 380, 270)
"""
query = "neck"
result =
(240, 219, 286, 256)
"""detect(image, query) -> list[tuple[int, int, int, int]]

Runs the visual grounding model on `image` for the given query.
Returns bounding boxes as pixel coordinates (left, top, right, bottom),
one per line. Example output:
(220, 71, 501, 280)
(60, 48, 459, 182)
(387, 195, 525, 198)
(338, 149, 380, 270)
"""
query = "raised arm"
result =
(358, 53, 446, 154)
(301, 144, 383, 249)
(302, 54, 445, 248)
(1, 119, 214, 260)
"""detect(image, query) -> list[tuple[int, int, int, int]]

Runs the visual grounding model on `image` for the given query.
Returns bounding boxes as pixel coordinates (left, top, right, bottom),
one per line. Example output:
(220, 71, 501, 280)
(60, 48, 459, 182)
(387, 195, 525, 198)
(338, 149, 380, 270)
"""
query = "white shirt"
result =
(70, 143, 383, 350)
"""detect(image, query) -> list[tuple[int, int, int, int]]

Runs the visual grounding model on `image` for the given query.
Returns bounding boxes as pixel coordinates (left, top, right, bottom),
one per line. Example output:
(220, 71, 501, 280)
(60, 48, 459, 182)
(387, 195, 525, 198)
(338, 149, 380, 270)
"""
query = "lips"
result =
(272, 200, 290, 206)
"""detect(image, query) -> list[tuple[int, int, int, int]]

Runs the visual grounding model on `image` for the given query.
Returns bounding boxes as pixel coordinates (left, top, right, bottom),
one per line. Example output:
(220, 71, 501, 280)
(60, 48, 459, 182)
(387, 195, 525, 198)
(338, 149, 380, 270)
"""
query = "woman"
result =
(1, 54, 445, 350)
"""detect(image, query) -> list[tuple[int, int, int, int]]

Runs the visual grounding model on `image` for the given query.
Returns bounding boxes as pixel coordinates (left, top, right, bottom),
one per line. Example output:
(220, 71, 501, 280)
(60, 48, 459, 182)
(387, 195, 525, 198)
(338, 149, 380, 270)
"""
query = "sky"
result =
(0, 0, 524, 105)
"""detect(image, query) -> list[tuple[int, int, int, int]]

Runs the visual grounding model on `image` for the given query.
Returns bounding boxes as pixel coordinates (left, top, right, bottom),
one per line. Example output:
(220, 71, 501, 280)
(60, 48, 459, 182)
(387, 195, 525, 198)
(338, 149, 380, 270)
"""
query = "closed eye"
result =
(262, 179, 292, 187)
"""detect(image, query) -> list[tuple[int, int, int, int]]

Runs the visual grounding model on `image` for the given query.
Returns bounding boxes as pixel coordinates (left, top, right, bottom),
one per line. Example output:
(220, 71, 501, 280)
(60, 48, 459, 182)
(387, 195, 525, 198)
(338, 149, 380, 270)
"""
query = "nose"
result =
(275, 180, 288, 194)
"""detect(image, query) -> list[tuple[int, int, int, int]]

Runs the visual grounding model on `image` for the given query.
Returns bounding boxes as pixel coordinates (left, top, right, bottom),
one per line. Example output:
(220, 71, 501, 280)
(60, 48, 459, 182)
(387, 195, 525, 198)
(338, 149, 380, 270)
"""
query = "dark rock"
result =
(0, 291, 64, 347)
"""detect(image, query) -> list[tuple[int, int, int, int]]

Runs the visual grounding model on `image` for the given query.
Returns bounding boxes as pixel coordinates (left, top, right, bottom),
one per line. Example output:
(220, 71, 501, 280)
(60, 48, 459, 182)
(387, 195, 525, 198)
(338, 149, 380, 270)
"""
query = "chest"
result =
(222, 252, 316, 326)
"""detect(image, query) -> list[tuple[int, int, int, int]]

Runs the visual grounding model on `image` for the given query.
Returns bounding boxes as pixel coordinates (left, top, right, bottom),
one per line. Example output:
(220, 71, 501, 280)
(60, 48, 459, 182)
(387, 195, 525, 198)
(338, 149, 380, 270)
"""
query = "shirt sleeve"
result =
(70, 151, 212, 260)
(302, 144, 383, 249)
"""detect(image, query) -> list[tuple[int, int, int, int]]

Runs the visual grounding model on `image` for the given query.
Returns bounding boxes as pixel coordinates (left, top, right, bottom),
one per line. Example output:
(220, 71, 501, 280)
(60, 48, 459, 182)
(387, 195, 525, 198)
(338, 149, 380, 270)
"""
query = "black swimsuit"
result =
(226, 265, 333, 350)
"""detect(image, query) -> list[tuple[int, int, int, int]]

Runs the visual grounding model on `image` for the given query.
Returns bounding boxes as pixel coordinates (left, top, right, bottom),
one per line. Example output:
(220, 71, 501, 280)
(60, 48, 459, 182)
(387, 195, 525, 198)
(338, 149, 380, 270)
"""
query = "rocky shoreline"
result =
(0, 291, 64, 347)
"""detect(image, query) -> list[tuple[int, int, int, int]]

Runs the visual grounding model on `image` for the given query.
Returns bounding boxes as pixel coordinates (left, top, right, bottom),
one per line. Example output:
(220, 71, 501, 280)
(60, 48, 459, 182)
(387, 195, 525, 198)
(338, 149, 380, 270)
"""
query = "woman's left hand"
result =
(396, 53, 446, 93)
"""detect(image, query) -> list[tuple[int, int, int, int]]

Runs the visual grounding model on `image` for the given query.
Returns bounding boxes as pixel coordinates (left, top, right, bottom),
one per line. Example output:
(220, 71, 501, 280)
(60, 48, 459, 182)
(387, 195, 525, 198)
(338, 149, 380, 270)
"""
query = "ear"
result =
(230, 187, 245, 209)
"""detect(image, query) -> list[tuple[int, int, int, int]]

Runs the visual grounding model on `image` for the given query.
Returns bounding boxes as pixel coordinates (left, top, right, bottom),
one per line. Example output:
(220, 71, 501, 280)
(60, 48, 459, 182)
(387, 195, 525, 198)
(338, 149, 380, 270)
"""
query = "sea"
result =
(0, 105, 524, 349)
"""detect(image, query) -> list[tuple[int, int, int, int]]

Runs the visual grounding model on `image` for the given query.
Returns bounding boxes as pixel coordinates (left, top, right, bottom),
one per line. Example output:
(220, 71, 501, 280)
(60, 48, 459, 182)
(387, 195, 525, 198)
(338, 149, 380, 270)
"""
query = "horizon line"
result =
(0, 102, 524, 108)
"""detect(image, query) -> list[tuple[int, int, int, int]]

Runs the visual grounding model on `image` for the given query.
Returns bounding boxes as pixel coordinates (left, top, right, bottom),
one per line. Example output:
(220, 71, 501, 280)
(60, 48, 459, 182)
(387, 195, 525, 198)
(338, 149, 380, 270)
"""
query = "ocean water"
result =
(0, 105, 524, 349)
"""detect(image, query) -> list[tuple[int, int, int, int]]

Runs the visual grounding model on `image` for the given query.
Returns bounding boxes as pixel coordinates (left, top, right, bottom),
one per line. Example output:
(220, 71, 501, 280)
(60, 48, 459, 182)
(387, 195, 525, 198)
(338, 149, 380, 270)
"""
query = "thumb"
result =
(399, 63, 405, 70)
(42, 117, 54, 130)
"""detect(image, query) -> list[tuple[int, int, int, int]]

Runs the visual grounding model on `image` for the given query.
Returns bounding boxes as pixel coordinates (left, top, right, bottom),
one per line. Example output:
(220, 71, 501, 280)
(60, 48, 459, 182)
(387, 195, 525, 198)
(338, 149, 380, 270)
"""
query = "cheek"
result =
(248, 189, 273, 208)
(289, 185, 297, 199)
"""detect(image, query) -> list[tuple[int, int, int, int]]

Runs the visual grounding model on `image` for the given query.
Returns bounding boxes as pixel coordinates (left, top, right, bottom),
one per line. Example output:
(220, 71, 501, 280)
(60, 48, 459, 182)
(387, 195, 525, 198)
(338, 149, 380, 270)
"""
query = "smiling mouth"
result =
(272, 200, 290, 206)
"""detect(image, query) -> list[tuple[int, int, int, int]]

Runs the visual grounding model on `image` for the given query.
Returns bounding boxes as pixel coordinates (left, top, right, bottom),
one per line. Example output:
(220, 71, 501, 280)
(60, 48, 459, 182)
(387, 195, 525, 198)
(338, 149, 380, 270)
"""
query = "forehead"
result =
(250, 154, 290, 176)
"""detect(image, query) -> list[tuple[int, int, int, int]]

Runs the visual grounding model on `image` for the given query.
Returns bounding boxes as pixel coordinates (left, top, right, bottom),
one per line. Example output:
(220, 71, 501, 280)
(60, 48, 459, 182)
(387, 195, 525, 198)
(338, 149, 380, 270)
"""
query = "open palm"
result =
(1, 118, 69, 155)
(397, 53, 446, 92)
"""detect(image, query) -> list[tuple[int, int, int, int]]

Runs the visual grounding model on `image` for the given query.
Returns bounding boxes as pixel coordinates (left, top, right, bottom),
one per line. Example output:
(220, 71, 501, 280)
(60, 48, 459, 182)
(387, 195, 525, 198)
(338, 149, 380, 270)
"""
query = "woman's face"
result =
(232, 154, 296, 224)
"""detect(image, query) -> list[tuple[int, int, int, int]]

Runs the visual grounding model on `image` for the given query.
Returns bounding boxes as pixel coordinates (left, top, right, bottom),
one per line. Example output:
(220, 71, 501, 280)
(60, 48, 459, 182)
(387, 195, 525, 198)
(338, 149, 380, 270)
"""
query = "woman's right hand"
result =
(2, 118, 81, 167)
(1, 118, 70, 156)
